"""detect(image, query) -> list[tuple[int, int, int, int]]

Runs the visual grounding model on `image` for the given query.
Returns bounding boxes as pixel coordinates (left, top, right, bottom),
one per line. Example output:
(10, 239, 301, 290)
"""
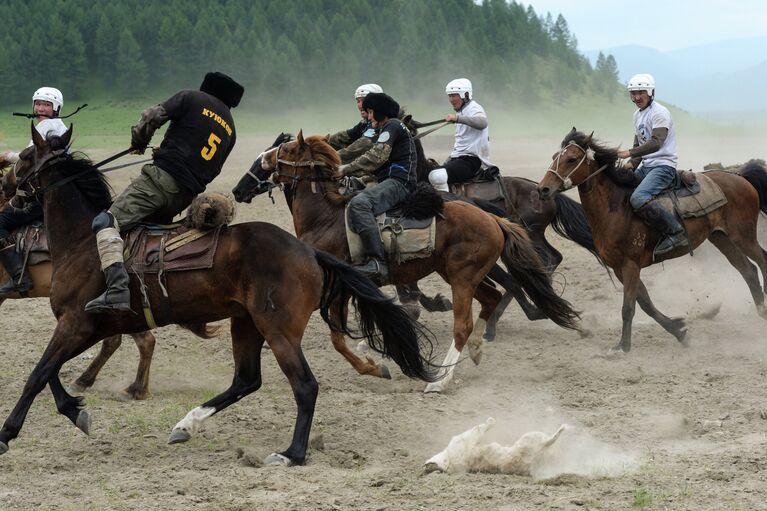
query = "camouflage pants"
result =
(109, 164, 195, 231)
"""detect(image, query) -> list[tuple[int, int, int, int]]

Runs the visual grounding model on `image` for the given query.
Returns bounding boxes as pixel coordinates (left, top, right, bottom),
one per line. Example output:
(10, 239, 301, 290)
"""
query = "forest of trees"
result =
(0, 0, 621, 108)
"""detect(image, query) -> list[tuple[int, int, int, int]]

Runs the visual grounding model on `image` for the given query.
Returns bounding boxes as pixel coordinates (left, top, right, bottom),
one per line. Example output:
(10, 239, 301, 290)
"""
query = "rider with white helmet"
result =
(328, 83, 384, 164)
(0, 86, 68, 294)
(428, 78, 491, 192)
(616, 73, 687, 257)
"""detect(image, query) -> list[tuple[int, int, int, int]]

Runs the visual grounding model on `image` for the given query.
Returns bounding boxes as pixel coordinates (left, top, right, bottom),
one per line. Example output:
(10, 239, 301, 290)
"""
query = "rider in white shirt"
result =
(428, 78, 492, 191)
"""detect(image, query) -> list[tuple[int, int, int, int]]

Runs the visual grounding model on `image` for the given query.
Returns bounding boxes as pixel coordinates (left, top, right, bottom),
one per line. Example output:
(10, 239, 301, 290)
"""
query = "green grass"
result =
(632, 488, 653, 508)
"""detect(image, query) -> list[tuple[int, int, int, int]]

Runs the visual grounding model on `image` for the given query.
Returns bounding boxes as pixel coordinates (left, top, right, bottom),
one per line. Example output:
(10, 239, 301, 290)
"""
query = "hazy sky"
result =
(522, 0, 767, 52)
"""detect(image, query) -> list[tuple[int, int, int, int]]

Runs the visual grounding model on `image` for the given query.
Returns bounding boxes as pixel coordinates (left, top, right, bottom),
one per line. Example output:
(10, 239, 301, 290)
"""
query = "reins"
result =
(545, 141, 610, 191)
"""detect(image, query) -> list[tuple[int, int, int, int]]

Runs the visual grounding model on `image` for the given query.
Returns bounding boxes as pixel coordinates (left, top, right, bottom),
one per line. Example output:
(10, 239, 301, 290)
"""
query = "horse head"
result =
(232, 130, 340, 203)
(13, 123, 73, 204)
(538, 128, 616, 200)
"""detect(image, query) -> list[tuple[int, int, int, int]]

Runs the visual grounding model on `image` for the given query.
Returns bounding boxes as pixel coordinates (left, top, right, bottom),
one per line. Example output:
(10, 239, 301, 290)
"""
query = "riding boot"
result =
(0, 246, 32, 294)
(635, 201, 688, 257)
(84, 217, 132, 313)
(355, 228, 389, 283)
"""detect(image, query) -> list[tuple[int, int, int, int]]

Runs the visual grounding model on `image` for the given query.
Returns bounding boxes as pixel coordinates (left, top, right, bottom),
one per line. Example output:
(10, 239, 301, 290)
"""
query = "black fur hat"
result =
(362, 92, 400, 121)
(200, 72, 244, 108)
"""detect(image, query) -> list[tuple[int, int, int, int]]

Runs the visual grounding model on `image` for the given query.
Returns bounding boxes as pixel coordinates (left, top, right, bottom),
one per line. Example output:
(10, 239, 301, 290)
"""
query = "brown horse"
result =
(0, 163, 156, 400)
(232, 131, 579, 393)
(538, 129, 767, 352)
(0, 125, 438, 464)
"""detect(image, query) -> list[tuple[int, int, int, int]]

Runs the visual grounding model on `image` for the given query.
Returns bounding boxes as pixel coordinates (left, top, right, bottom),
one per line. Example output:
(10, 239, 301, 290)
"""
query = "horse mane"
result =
(53, 152, 113, 211)
(304, 135, 341, 174)
(562, 130, 636, 189)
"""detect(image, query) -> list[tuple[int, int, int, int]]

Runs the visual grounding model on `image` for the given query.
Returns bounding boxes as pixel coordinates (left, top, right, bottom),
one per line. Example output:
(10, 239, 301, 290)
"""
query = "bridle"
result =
(258, 142, 338, 185)
(15, 148, 76, 199)
(545, 141, 609, 191)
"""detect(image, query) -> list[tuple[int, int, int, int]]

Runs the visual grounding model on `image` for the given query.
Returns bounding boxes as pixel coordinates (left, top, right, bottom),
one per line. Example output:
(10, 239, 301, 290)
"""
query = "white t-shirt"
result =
(450, 100, 492, 167)
(633, 101, 677, 168)
(5, 118, 68, 163)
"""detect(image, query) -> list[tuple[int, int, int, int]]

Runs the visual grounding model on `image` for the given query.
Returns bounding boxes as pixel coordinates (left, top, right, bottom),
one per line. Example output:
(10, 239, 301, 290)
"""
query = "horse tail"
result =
(739, 161, 767, 214)
(179, 323, 221, 339)
(551, 194, 603, 262)
(313, 250, 438, 382)
(494, 218, 580, 330)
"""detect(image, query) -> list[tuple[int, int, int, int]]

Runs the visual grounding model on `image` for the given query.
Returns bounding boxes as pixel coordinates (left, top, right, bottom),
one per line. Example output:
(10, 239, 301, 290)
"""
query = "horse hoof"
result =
(677, 329, 691, 347)
(468, 341, 483, 365)
(0, 441, 8, 455)
(122, 387, 151, 401)
(402, 303, 421, 321)
(607, 346, 628, 357)
(424, 382, 443, 394)
(264, 452, 294, 466)
(75, 410, 91, 435)
(168, 428, 191, 444)
(380, 365, 392, 380)
(423, 462, 444, 474)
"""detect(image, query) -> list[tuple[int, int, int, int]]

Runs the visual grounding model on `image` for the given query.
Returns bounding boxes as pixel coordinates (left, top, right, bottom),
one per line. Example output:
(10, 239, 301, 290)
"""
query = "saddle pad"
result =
(657, 173, 727, 218)
(345, 207, 436, 265)
(126, 224, 224, 274)
(449, 179, 503, 202)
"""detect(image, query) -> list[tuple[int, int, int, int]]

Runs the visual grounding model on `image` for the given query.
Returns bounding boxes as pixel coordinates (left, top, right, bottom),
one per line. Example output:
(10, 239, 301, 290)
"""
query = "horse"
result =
(0, 125, 438, 465)
(232, 131, 580, 393)
(0, 165, 156, 400)
(406, 123, 606, 337)
(537, 128, 767, 353)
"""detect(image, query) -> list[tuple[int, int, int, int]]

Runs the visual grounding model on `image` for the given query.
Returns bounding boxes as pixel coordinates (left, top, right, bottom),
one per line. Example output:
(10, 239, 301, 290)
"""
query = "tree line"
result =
(0, 0, 621, 108)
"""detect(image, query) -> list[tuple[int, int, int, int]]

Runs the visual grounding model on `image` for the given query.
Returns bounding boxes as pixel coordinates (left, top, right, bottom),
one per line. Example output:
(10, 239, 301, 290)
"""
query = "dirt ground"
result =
(1, 132, 766, 511)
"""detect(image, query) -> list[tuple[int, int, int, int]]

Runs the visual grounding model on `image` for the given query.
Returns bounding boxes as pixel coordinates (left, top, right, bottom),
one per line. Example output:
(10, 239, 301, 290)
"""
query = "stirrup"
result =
(354, 259, 389, 282)
(654, 233, 688, 257)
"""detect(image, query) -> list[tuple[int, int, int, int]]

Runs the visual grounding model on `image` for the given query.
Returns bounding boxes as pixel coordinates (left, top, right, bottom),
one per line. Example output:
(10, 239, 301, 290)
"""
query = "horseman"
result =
(616, 73, 688, 256)
(0, 87, 67, 293)
(328, 83, 383, 164)
(428, 78, 492, 192)
(342, 92, 417, 281)
(84, 72, 243, 313)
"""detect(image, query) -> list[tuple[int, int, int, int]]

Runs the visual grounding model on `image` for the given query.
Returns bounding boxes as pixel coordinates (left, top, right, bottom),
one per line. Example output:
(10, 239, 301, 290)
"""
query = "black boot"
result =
(635, 201, 689, 257)
(355, 228, 389, 283)
(84, 262, 132, 313)
(0, 247, 32, 294)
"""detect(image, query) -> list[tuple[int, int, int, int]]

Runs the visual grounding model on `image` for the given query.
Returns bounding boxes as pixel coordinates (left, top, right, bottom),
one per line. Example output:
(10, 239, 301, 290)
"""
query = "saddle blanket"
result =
(345, 207, 436, 265)
(124, 223, 224, 274)
(449, 177, 503, 203)
(657, 173, 727, 218)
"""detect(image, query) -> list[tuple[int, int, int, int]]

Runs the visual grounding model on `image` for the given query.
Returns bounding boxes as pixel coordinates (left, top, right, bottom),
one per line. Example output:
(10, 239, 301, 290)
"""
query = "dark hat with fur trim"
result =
(362, 92, 400, 121)
(200, 72, 244, 108)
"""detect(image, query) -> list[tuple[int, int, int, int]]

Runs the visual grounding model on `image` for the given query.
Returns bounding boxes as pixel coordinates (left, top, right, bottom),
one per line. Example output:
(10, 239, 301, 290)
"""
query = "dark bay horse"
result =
(538, 129, 767, 352)
(232, 131, 579, 393)
(0, 125, 438, 465)
(0, 168, 155, 400)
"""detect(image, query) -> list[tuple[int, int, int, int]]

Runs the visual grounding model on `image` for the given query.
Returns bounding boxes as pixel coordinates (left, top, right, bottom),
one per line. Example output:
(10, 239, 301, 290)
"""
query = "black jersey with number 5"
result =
(153, 89, 237, 194)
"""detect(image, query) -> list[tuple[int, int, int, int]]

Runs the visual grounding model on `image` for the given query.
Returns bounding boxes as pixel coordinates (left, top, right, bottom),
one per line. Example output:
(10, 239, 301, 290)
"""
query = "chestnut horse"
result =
(0, 166, 155, 399)
(538, 129, 767, 352)
(232, 132, 579, 393)
(0, 125, 438, 465)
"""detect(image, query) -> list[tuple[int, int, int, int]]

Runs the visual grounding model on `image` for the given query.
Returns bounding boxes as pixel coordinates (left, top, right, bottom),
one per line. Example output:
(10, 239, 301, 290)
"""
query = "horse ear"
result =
(585, 131, 594, 145)
(60, 124, 74, 148)
(30, 121, 45, 148)
(296, 130, 305, 147)
(570, 127, 577, 135)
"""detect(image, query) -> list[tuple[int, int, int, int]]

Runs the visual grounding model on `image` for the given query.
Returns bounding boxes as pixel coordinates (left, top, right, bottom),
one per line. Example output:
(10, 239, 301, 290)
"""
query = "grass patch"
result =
(632, 488, 653, 508)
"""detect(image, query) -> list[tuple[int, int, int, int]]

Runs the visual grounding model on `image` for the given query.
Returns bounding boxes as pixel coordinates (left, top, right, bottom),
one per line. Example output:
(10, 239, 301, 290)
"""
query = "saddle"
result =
(345, 207, 436, 265)
(448, 166, 504, 203)
(124, 223, 224, 274)
(656, 172, 727, 218)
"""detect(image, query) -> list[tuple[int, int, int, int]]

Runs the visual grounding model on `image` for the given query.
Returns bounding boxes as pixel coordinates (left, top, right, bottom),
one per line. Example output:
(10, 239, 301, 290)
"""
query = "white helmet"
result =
(33, 87, 64, 115)
(445, 78, 472, 100)
(627, 74, 655, 96)
(354, 83, 383, 99)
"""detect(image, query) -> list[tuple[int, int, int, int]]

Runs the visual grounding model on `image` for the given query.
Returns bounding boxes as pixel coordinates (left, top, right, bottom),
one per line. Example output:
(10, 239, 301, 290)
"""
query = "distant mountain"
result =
(585, 37, 767, 113)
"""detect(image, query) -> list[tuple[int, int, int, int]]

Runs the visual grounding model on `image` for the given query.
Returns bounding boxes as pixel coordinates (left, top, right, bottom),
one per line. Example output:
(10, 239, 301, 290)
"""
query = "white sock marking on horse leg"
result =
(172, 406, 215, 438)
(467, 318, 487, 365)
(424, 341, 461, 393)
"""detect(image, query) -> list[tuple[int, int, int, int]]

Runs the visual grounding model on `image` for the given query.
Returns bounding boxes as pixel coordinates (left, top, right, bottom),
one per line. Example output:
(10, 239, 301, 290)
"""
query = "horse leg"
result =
(424, 283, 475, 394)
(71, 335, 123, 393)
(395, 283, 422, 320)
(0, 323, 99, 454)
(710, 231, 767, 318)
(123, 331, 156, 400)
(466, 280, 502, 363)
(488, 264, 546, 323)
(49, 375, 91, 435)
(612, 261, 641, 353)
(169, 316, 264, 445)
(635, 279, 688, 346)
(329, 301, 391, 379)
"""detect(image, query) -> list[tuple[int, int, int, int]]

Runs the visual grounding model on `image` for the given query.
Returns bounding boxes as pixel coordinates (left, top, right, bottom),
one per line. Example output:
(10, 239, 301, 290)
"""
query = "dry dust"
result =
(1, 132, 766, 510)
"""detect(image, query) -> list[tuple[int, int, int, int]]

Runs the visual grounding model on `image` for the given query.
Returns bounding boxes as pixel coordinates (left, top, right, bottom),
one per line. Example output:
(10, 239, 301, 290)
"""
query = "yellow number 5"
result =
(201, 133, 222, 160)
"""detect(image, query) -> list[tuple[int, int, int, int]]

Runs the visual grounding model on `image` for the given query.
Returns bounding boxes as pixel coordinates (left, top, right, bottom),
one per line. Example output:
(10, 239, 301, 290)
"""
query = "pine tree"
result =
(115, 28, 149, 97)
